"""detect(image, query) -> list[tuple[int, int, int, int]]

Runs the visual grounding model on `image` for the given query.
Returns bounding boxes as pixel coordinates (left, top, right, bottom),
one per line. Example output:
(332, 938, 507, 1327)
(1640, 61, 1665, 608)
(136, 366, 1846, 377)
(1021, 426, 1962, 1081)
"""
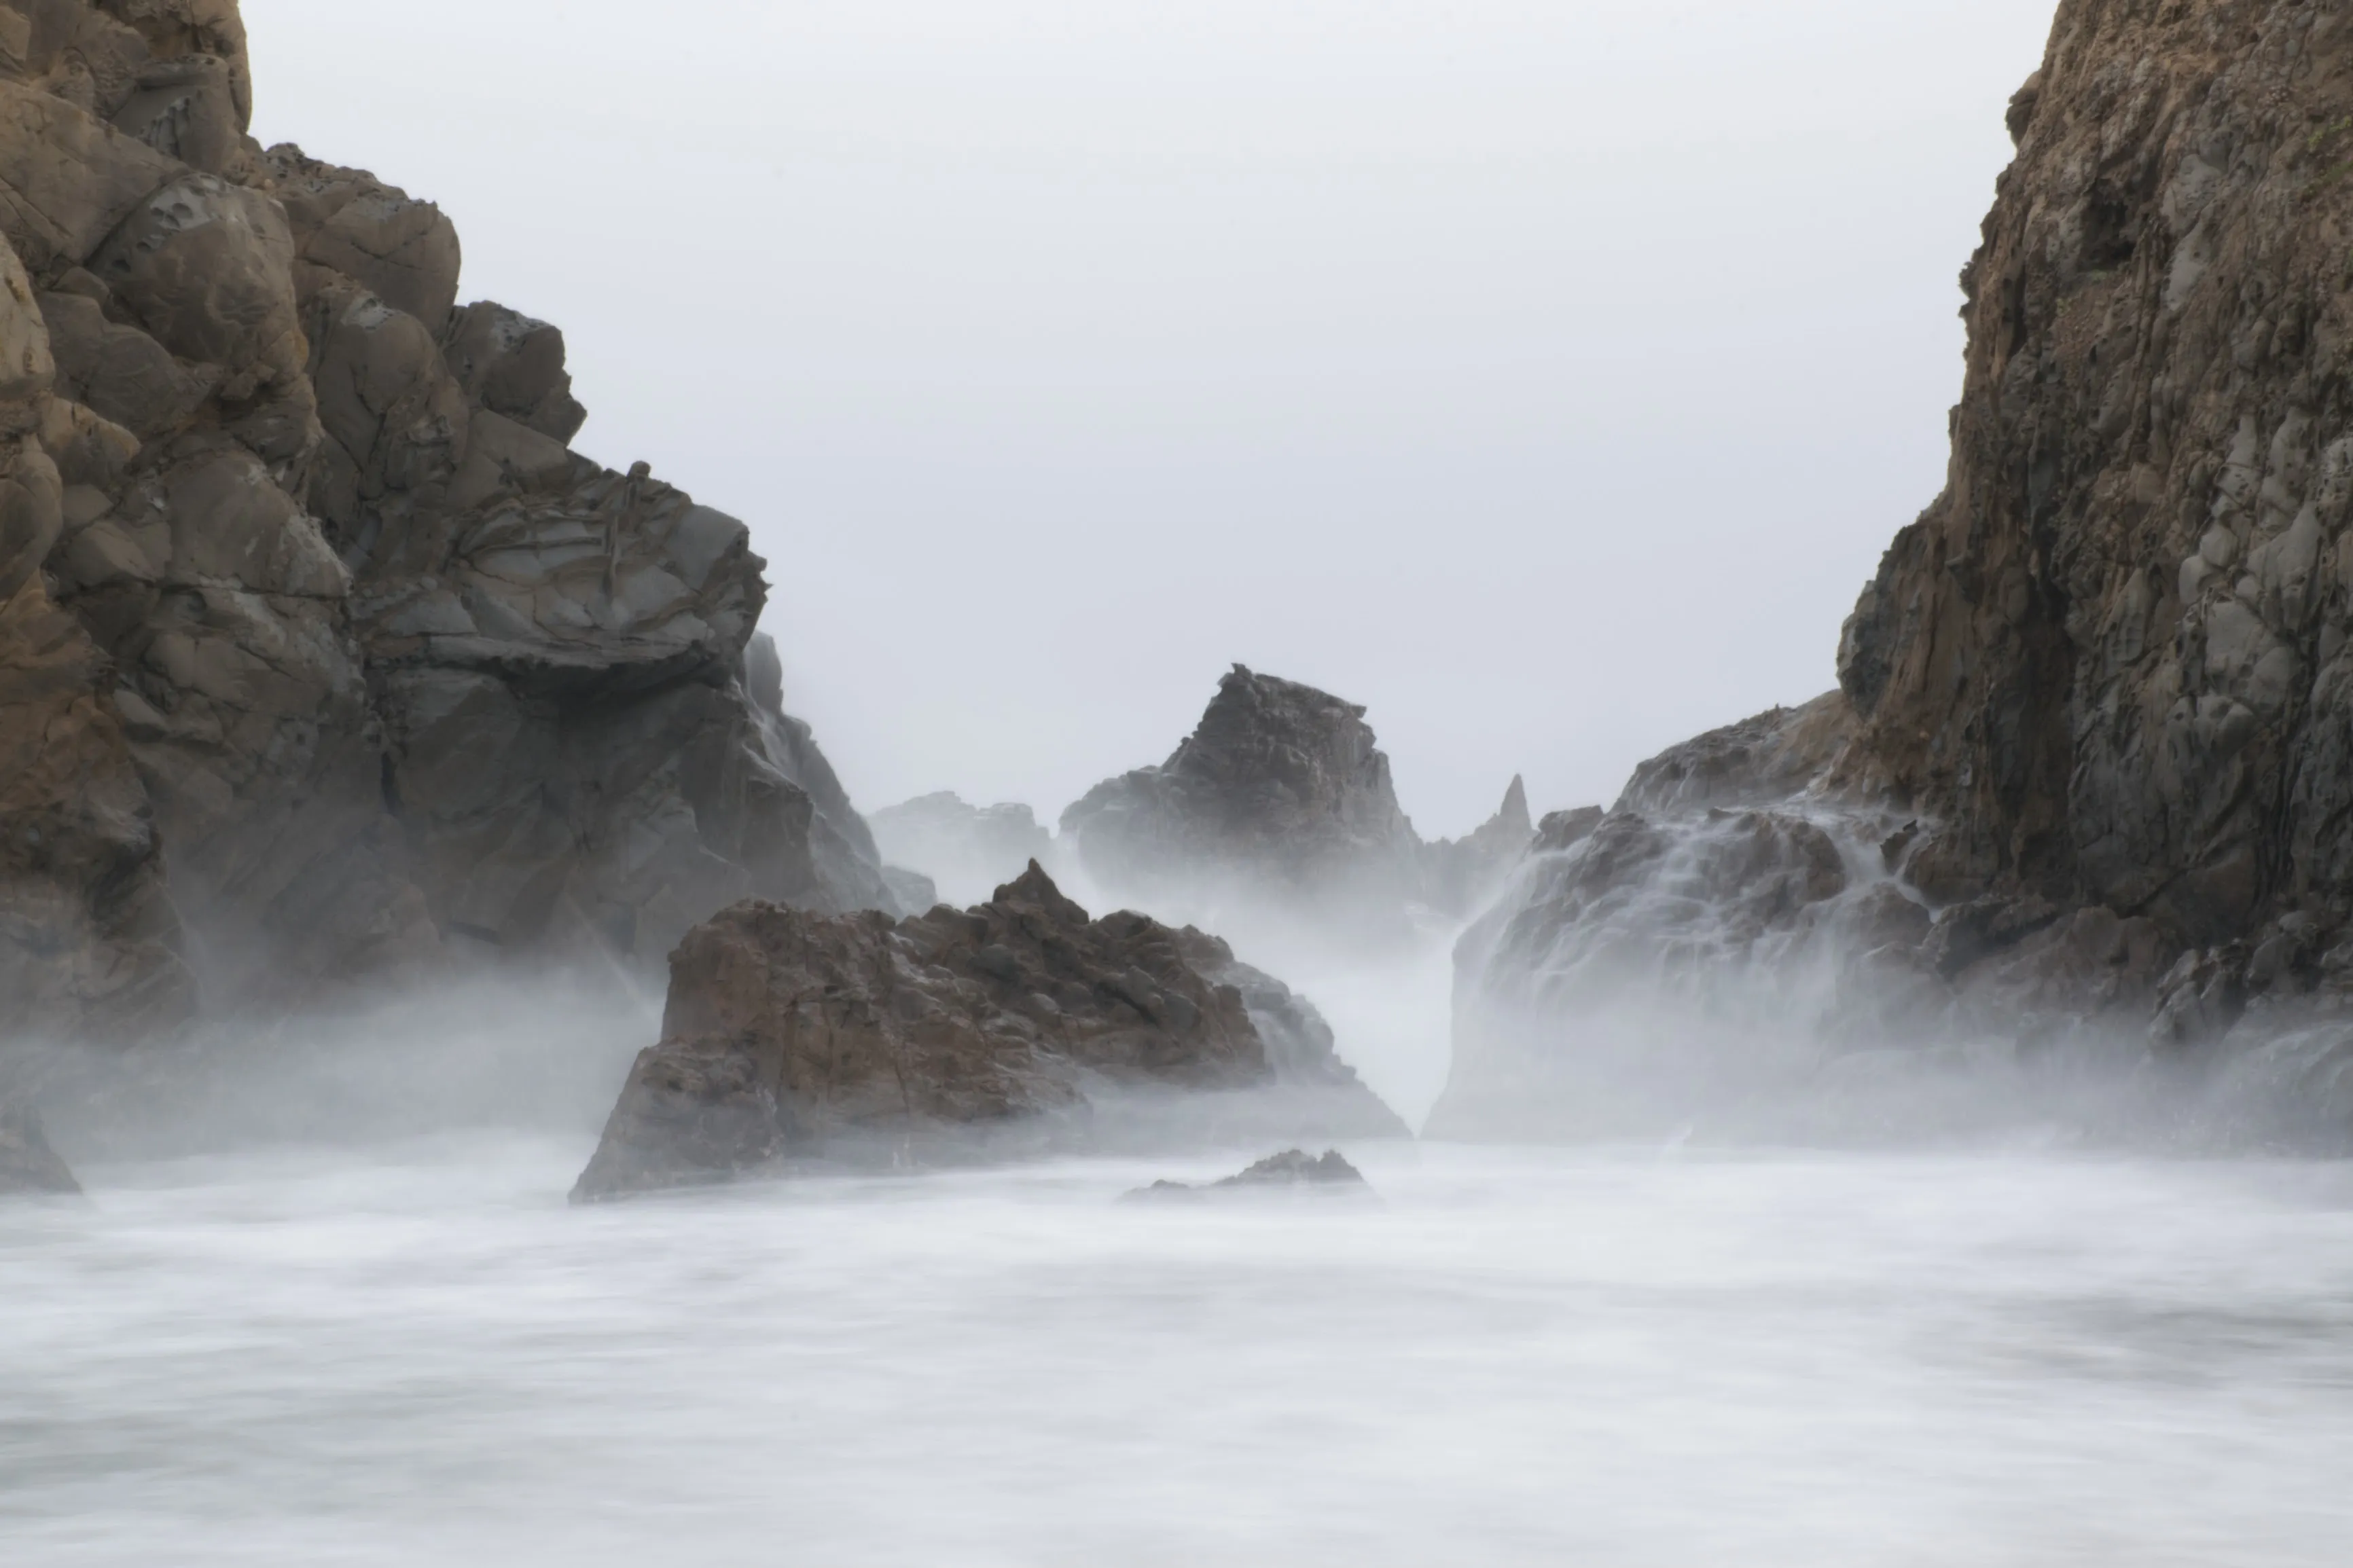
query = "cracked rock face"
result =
(0, 1093, 77, 1195)
(0, 0, 895, 1045)
(1439, 2, 2353, 1148)
(1840, 0, 2353, 943)
(572, 863, 1404, 1199)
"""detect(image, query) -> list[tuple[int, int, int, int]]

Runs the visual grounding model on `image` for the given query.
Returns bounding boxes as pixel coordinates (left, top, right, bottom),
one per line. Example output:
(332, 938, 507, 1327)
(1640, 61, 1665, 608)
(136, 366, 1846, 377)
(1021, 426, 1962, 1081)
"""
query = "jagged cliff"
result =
(1844, 0, 2353, 941)
(1443, 0, 2353, 1142)
(0, 0, 893, 1049)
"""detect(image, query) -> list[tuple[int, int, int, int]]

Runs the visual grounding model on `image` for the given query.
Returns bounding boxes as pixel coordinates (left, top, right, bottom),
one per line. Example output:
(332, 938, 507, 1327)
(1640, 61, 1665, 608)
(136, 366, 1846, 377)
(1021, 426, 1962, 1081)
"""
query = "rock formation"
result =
(0, 1, 896, 1048)
(1838, 0, 2353, 943)
(572, 863, 1405, 1199)
(1122, 1147, 1367, 1202)
(1430, 697, 2202, 1142)
(0, 1093, 78, 1195)
(869, 790, 1052, 907)
(1061, 665, 1528, 926)
(1439, 3, 2353, 1146)
(1422, 776, 1536, 917)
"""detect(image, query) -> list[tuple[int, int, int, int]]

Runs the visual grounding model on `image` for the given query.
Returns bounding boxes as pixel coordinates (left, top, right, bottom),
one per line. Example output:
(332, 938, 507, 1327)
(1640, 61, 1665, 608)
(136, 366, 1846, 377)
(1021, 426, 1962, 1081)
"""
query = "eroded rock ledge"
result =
(573, 864, 1405, 1200)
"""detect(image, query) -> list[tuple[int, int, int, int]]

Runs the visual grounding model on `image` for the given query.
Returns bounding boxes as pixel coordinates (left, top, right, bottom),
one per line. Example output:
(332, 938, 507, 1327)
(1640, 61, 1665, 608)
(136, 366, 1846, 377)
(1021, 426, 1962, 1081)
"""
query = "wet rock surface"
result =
(573, 865, 1404, 1200)
(1122, 1148, 1367, 1203)
(0, 1, 893, 1045)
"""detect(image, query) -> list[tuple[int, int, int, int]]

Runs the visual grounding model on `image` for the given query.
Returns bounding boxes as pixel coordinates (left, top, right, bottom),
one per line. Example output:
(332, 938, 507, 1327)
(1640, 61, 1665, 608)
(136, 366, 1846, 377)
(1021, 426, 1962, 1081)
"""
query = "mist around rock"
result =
(14, 0, 2353, 1190)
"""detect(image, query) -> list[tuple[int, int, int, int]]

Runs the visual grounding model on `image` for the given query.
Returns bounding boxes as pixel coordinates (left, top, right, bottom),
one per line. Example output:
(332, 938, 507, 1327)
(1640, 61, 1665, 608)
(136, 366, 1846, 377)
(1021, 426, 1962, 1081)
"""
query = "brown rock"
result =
(109, 53, 238, 172)
(0, 77, 175, 270)
(90, 170, 304, 388)
(1835, 0, 2353, 947)
(573, 864, 1402, 1199)
(442, 301, 586, 443)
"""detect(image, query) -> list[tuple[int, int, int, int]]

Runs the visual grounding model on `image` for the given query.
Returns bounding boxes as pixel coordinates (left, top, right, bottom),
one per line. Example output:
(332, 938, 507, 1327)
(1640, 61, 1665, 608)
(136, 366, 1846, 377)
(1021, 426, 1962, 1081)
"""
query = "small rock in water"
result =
(1123, 1148, 1368, 1203)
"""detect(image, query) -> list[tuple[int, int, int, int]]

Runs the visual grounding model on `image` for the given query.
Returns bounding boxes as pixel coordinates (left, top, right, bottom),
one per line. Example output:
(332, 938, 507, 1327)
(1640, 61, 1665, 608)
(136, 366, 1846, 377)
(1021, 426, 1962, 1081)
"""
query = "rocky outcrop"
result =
(1062, 664, 1526, 926)
(0, 1094, 77, 1195)
(572, 863, 1405, 1199)
(1123, 1147, 1367, 1202)
(1170, 924, 1410, 1138)
(0, 1, 892, 1043)
(740, 632, 903, 918)
(1441, 3, 2353, 1147)
(1421, 776, 1536, 917)
(870, 790, 1052, 907)
(1839, 0, 2353, 943)
(1433, 694, 2269, 1144)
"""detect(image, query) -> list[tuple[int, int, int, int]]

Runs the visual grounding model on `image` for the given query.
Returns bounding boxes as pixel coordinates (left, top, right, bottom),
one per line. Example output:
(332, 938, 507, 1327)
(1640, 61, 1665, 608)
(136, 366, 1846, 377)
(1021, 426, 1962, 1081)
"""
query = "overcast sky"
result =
(243, 0, 2058, 837)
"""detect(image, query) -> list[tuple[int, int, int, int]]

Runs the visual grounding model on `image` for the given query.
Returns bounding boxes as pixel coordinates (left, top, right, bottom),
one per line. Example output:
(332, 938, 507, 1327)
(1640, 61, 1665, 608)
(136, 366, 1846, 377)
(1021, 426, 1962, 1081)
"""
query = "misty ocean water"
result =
(7, 1142, 2353, 1566)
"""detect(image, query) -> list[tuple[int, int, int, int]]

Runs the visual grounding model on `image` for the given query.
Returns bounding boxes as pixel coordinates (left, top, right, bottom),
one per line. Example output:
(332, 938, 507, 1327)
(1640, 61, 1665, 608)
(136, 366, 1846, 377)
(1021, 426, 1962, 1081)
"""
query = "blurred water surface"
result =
(5, 1139, 2352, 1566)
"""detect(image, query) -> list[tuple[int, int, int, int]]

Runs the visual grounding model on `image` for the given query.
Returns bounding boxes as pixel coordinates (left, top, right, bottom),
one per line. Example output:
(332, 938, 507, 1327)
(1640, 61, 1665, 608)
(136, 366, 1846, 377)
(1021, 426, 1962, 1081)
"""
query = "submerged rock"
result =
(572, 864, 1405, 1200)
(0, 1098, 79, 1197)
(1124, 1148, 1368, 1202)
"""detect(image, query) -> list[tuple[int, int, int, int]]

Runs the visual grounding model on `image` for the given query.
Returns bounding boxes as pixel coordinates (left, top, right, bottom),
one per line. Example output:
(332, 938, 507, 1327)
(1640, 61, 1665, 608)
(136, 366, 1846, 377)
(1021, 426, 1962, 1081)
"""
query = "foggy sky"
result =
(241, 0, 2059, 837)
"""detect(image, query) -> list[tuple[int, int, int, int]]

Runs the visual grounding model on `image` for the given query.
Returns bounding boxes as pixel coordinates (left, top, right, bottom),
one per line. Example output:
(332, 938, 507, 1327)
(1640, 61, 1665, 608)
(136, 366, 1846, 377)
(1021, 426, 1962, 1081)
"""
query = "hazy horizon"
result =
(243, 0, 2059, 837)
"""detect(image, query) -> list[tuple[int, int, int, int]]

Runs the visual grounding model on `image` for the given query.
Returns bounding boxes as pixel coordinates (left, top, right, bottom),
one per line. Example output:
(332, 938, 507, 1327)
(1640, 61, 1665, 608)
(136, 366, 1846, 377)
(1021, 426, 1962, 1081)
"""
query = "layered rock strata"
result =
(1062, 665, 1530, 926)
(573, 864, 1405, 1199)
(0, 1, 893, 1045)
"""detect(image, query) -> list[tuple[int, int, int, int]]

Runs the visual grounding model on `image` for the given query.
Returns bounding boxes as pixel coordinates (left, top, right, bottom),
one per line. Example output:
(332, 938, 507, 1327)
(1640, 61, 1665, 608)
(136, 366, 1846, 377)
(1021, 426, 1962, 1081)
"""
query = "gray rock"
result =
(1063, 663, 1532, 932)
(869, 790, 1052, 905)
(1122, 1148, 1368, 1203)
(1421, 774, 1536, 917)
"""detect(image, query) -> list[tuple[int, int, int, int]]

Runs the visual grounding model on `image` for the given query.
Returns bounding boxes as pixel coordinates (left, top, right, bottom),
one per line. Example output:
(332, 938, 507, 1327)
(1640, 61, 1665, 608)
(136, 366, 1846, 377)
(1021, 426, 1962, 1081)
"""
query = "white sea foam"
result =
(5, 1137, 2352, 1566)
